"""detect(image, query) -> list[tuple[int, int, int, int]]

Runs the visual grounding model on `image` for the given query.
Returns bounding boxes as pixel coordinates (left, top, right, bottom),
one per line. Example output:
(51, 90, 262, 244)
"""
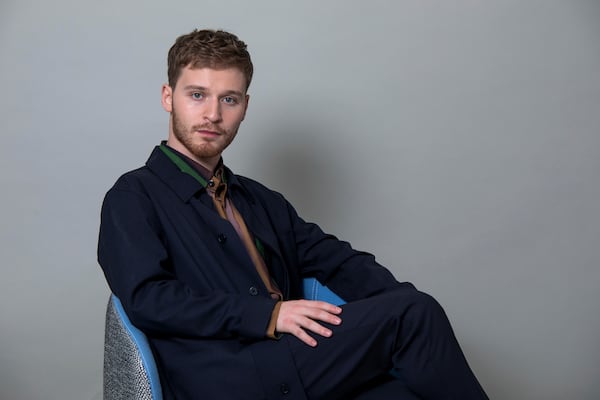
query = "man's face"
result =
(161, 66, 249, 170)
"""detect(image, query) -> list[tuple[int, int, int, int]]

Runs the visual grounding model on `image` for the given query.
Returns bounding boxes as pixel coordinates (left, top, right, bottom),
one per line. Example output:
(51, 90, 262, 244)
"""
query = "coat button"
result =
(280, 383, 290, 394)
(248, 286, 259, 296)
(217, 233, 227, 243)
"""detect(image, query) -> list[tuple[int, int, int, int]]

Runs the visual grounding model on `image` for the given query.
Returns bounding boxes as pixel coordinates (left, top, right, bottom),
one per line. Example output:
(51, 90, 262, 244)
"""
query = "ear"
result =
(161, 84, 173, 112)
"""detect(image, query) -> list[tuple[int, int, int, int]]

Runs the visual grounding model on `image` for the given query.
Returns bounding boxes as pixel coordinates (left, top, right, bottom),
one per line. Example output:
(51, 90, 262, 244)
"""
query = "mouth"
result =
(194, 128, 222, 137)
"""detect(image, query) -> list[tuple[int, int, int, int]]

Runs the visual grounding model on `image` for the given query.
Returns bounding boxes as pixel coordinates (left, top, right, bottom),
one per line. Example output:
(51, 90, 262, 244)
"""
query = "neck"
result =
(166, 139, 220, 173)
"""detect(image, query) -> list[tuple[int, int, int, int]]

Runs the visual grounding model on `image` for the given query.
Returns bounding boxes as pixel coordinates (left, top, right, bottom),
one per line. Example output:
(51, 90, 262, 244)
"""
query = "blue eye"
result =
(222, 96, 237, 105)
(191, 92, 203, 100)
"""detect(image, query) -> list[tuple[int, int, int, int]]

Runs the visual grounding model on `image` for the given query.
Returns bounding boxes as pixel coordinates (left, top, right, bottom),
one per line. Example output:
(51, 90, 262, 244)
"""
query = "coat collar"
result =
(146, 144, 253, 204)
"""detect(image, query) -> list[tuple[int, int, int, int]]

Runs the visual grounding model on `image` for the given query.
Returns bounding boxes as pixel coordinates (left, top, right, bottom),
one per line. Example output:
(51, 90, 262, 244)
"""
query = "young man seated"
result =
(98, 29, 489, 400)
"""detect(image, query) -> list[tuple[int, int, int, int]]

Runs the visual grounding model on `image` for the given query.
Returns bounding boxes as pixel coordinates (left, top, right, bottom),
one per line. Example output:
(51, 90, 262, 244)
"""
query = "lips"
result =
(196, 129, 221, 136)
(192, 125, 223, 136)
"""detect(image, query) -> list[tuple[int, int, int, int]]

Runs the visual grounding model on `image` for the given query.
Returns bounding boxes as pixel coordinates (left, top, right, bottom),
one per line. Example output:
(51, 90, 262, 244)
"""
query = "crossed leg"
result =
(285, 286, 488, 400)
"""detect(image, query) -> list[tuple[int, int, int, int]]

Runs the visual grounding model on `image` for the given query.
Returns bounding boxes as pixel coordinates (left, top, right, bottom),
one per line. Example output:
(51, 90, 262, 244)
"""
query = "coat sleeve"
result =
(98, 183, 277, 340)
(281, 194, 413, 301)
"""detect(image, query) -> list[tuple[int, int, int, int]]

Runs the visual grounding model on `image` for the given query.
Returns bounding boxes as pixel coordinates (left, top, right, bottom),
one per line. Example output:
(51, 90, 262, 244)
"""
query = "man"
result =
(98, 29, 488, 399)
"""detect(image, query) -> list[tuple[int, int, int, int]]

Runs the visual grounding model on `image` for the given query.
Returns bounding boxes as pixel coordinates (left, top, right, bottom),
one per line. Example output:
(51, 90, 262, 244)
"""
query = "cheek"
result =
(174, 104, 195, 122)
(226, 110, 246, 127)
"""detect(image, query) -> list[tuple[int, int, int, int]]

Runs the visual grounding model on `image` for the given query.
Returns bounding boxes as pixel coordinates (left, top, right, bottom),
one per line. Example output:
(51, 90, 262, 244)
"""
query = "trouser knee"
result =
(398, 290, 446, 320)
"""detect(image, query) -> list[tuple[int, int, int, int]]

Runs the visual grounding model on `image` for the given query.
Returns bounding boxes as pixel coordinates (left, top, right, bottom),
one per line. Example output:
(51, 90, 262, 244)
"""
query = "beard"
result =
(171, 107, 238, 160)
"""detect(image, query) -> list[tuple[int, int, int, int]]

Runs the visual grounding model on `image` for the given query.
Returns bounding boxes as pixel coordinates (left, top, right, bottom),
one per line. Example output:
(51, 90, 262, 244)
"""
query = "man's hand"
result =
(276, 300, 342, 347)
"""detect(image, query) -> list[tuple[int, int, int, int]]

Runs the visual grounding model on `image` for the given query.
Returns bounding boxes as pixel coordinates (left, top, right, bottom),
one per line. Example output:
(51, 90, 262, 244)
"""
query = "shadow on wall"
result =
(250, 110, 355, 231)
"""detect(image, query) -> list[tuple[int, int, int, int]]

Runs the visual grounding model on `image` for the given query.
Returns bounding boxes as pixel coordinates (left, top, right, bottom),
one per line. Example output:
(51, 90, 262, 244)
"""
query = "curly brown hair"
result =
(167, 29, 254, 90)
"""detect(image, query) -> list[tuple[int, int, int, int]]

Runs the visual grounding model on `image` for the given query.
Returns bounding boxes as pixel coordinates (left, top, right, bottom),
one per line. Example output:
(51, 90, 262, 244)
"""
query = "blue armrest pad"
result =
(302, 277, 346, 306)
(111, 295, 163, 400)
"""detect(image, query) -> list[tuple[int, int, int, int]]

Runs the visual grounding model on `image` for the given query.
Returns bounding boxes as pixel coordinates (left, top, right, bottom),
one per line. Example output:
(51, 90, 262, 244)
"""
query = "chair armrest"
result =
(302, 277, 346, 305)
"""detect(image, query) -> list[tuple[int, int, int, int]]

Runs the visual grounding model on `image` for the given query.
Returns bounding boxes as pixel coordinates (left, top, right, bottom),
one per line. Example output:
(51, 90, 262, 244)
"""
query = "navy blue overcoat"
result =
(98, 145, 400, 399)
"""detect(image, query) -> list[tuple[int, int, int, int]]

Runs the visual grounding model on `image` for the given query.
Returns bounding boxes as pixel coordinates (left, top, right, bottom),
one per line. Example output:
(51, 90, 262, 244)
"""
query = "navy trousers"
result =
(285, 285, 489, 400)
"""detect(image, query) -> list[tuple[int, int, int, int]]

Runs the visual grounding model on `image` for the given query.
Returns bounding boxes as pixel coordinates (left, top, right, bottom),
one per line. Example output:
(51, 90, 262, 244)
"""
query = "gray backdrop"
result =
(1, 1, 599, 399)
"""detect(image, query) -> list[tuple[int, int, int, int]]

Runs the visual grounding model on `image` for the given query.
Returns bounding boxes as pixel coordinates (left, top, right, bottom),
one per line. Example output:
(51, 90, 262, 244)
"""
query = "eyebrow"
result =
(182, 85, 245, 97)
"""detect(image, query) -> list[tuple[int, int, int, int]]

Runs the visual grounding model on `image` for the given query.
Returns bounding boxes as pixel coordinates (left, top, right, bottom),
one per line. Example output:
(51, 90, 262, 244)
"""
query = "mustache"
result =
(191, 124, 224, 134)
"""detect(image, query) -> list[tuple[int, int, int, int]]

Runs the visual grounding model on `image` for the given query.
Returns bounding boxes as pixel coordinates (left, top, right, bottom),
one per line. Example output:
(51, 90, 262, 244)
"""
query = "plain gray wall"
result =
(1, 0, 599, 399)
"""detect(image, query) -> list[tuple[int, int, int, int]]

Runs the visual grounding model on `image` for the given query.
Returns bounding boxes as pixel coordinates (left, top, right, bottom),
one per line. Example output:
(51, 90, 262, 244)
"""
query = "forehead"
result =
(176, 66, 247, 93)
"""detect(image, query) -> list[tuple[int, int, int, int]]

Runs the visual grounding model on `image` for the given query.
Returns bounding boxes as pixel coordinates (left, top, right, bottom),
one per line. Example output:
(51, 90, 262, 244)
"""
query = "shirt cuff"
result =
(266, 301, 282, 339)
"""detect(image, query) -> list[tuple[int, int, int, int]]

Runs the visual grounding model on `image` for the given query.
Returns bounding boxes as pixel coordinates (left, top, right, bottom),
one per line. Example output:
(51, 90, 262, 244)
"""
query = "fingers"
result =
(276, 300, 343, 347)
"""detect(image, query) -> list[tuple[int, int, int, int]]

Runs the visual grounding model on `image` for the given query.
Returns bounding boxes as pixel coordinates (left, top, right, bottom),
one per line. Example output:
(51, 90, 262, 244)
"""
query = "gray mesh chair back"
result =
(104, 295, 163, 400)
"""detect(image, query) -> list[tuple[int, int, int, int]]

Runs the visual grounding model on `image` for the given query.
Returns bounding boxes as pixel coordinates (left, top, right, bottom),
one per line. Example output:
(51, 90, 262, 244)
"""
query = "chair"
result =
(104, 295, 163, 400)
(103, 278, 346, 399)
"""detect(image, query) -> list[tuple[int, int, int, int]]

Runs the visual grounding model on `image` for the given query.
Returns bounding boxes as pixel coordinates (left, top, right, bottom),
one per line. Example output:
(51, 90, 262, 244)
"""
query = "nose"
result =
(204, 98, 222, 123)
